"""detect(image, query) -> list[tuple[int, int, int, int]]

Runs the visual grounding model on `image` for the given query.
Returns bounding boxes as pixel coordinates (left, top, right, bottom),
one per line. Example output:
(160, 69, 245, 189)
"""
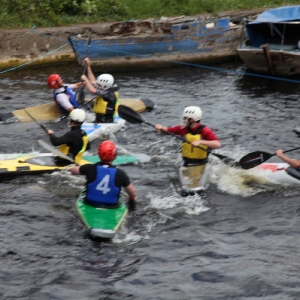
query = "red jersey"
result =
(167, 123, 219, 141)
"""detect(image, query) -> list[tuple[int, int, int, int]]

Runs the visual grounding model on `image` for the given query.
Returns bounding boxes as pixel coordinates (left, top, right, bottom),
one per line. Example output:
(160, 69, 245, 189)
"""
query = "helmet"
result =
(96, 74, 114, 90)
(47, 74, 62, 89)
(98, 140, 117, 161)
(182, 106, 202, 121)
(69, 109, 86, 123)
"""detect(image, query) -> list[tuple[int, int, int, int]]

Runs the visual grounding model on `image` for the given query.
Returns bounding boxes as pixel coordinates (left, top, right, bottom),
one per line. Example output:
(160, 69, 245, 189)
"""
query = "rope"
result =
(79, 45, 300, 84)
(0, 42, 70, 75)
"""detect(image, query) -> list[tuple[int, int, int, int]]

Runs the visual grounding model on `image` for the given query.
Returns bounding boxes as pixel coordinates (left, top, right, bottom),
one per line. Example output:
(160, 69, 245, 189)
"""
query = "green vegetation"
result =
(0, 0, 299, 29)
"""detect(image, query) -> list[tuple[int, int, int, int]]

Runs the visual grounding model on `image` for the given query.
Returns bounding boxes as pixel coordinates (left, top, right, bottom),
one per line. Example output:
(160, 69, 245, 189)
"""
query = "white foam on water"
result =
(146, 184, 209, 215)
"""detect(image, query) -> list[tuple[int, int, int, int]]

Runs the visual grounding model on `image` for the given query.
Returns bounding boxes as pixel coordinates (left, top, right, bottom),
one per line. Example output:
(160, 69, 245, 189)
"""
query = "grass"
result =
(0, 0, 299, 29)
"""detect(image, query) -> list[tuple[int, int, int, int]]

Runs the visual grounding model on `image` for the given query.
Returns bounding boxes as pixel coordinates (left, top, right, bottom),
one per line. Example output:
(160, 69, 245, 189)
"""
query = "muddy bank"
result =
(0, 9, 263, 72)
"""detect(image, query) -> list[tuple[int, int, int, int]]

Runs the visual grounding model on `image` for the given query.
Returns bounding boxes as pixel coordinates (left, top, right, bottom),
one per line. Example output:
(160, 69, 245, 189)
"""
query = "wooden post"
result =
(262, 44, 275, 75)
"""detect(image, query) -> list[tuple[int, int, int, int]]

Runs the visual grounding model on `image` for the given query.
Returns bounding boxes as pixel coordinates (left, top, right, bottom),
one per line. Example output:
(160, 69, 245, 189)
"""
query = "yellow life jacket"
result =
(93, 91, 118, 115)
(181, 125, 208, 160)
(58, 133, 89, 164)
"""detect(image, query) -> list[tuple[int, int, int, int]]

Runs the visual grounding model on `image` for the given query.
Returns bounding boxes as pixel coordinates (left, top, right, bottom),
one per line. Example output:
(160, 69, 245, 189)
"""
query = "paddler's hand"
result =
(83, 58, 91, 66)
(276, 149, 284, 157)
(47, 129, 54, 136)
(155, 124, 163, 132)
(81, 74, 88, 81)
(191, 140, 202, 148)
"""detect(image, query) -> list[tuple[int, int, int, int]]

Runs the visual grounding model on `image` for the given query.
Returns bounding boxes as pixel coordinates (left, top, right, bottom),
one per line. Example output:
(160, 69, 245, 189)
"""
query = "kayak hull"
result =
(0, 98, 154, 122)
(0, 154, 141, 181)
(248, 163, 300, 185)
(76, 190, 128, 238)
(82, 116, 126, 141)
(176, 155, 211, 194)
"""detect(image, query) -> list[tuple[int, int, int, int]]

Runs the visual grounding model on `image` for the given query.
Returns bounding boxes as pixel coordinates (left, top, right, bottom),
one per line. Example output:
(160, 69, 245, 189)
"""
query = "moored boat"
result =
(69, 17, 243, 72)
(76, 190, 128, 238)
(237, 5, 300, 76)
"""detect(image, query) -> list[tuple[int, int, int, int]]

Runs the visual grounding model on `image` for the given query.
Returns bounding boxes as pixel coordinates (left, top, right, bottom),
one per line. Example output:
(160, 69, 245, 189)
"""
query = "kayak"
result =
(175, 155, 211, 195)
(0, 153, 147, 181)
(0, 98, 154, 123)
(82, 116, 126, 141)
(76, 190, 127, 238)
(247, 162, 300, 185)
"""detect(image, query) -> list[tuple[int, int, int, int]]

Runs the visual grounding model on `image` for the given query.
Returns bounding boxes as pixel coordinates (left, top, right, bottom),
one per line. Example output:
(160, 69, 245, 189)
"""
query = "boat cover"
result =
(246, 6, 300, 47)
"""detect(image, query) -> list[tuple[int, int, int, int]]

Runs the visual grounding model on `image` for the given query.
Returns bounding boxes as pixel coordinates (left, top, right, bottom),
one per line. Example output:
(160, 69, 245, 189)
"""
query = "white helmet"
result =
(69, 108, 86, 123)
(182, 106, 202, 121)
(96, 74, 114, 90)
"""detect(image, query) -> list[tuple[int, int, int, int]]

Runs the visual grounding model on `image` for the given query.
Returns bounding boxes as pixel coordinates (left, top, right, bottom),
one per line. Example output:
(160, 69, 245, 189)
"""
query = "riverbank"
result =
(0, 9, 263, 73)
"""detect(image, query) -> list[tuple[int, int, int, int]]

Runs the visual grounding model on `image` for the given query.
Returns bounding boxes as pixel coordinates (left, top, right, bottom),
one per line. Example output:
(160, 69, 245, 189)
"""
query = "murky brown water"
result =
(1, 61, 300, 299)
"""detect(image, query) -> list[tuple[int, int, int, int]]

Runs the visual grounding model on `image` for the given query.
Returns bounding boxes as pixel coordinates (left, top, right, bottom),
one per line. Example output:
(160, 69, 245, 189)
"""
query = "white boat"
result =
(175, 155, 211, 195)
(247, 162, 300, 185)
(81, 115, 125, 141)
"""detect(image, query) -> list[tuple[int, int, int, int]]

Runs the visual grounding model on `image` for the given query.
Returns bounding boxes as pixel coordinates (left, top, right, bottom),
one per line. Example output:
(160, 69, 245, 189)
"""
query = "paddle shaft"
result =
(143, 120, 227, 159)
(117, 104, 230, 162)
(37, 139, 78, 165)
(56, 96, 97, 122)
(24, 109, 48, 133)
(79, 32, 92, 87)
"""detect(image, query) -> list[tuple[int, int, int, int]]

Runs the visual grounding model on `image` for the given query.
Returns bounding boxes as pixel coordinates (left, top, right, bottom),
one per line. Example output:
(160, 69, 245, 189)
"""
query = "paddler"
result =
(47, 108, 90, 165)
(155, 106, 221, 166)
(69, 140, 137, 207)
(47, 73, 84, 113)
(276, 150, 300, 168)
(80, 58, 117, 124)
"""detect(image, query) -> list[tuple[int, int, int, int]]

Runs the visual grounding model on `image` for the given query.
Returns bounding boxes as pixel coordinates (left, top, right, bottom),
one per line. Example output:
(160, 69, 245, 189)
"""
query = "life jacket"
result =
(86, 166, 120, 206)
(181, 125, 208, 161)
(53, 86, 79, 113)
(58, 130, 89, 164)
(93, 90, 118, 116)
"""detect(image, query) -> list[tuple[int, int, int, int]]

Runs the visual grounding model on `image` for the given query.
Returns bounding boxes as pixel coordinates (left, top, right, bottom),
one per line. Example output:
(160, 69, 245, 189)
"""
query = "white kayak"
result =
(82, 115, 125, 141)
(247, 162, 300, 185)
(175, 155, 211, 195)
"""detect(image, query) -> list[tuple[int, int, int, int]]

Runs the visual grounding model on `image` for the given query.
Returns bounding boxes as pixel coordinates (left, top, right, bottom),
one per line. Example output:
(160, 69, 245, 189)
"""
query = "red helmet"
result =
(98, 140, 117, 161)
(47, 74, 62, 89)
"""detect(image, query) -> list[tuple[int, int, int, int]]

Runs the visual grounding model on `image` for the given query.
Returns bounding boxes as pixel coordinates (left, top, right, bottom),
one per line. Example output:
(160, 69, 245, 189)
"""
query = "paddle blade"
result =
(239, 151, 274, 170)
(37, 139, 75, 164)
(76, 88, 85, 105)
(118, 105, 144, 124)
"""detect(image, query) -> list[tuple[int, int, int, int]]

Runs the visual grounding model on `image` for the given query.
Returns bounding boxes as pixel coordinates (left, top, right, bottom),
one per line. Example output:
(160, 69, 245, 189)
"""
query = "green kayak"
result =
(76, 190, 128, 238)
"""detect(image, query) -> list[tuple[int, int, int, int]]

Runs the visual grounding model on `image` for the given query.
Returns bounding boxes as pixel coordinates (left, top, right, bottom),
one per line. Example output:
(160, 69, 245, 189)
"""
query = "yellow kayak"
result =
(0, 98, 154, 122)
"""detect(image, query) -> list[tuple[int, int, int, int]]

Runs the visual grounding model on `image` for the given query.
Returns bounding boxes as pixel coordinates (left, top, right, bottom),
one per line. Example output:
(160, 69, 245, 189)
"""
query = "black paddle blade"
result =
(76, 88, 85, 106)
(239, 151, 274, 170)
(118, 105, 144, 124)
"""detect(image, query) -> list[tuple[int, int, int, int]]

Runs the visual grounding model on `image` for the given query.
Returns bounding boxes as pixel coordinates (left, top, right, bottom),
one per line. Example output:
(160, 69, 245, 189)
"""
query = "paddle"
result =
(37, 139, 77, 165)
(239, 146, 300, 170)
(76, 31, 93, 106)
(24, 109, 48, 133)
(118, 105, 233, 162)
(54, 96, 97, 122)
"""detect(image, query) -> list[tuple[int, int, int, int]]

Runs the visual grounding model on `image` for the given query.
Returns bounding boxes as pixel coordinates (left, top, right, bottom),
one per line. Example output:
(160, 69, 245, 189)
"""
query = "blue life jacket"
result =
(53, 86, 79, 113)
(86, 166, 120, 206)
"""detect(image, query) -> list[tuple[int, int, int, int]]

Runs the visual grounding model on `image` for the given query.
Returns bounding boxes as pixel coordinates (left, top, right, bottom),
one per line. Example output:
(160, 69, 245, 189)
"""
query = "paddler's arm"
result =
(124, 183, 137, 202)
(191, 139, 221, 149)
(276, 149, 300, 168)
(155, 124, 168, 133)
(81, 75, 97, 94)
(69, 166, 81, 175)
(83, 58, 97, 83)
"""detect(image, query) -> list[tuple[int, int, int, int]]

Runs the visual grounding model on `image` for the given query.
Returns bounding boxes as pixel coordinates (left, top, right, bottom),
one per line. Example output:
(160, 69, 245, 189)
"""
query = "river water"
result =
(1, 61, 300, 299)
